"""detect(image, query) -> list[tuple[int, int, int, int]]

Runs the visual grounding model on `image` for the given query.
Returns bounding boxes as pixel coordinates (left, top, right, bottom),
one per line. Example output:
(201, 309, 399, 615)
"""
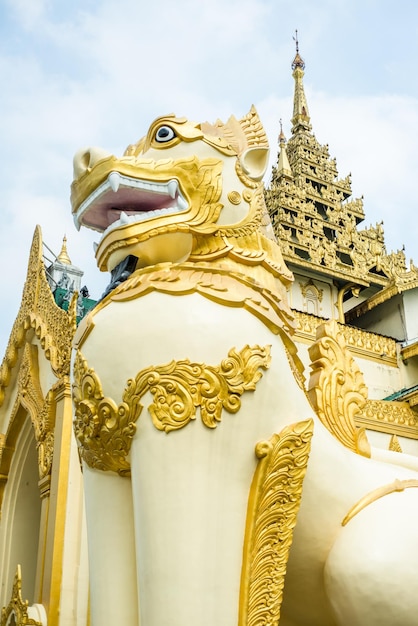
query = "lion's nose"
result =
(73, 146, 112, 178)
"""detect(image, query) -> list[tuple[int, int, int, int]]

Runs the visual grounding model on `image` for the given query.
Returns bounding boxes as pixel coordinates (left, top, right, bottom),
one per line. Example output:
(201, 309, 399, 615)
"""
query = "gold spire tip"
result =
(57, 235, 72, 265)
(278, 118, 286, 143)
(292, 29, 305, 70)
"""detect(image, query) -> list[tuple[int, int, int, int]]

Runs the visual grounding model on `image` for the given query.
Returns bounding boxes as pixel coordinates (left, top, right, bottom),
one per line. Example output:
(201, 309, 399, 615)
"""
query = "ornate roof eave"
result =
(401, 341, 418, 363)
(285, 257, 388, 289)
(346, 274, 418, 324)
(0, 226, 77, 408)
(345, 283, 400, 322)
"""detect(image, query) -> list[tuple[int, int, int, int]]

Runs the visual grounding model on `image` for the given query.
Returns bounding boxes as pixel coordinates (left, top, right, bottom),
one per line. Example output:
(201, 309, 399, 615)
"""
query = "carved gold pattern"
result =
(293, 311, 397, 364)
(342, 478, 418, 526)
(389, 434, 403, 453)
(73, 345, 271, 475)
(75, 262, 306, 383)
(227, 191, 242, 205)
(101, 261, 294, 334)
(0, 565, 42, 626)
(299, 278, 323, 302)
(308, 320, 371, 456)
(0, 226, 77, 406)
(0, 342, 59, 511)
(17, 344, 55, 482)
(239, 419, 314, 626)
(356, 399, 418, 440)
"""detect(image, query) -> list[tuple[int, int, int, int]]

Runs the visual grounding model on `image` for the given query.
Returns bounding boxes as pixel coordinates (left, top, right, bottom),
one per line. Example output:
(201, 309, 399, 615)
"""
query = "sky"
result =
(1, 0, 418, 357)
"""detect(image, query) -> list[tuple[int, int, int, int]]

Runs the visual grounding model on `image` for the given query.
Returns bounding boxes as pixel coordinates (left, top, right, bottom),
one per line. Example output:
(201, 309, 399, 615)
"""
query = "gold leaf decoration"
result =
(73, 345, 271, 475)
(0, 226, 76, 407)
(389, 434, 403, 453)
(92, 262, 297, 352)
(0, 565, 42, 626)
(72, 351, 135, 476)
(307, 320, 370, 457)
(17, 344, 56, 481)
(239, 419, 314, 626)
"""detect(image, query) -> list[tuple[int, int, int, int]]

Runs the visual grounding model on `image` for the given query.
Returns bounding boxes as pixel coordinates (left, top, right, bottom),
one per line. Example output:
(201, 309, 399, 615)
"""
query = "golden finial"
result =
(57, 235, 72, 265)
(278, 118, 286, 144)
(292, 29, 305, 70)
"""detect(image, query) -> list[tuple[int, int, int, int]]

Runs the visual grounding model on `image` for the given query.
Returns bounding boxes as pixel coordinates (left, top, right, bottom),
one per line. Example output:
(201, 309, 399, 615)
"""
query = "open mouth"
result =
(74, 171, 189, 234)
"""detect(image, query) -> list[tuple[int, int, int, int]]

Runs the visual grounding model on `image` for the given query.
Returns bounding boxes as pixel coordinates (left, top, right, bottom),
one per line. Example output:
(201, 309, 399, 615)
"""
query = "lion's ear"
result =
(239, 147, 270, 181)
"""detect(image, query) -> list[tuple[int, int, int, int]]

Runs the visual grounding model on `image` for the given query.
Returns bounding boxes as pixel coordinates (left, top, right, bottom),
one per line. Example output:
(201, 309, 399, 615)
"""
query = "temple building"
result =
(265, 42, 418, 454)
(1, 42, 418, 625)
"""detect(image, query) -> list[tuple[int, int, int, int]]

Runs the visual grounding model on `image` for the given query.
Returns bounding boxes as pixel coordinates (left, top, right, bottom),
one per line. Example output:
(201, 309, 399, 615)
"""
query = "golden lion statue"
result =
(71, 108, 418, 626)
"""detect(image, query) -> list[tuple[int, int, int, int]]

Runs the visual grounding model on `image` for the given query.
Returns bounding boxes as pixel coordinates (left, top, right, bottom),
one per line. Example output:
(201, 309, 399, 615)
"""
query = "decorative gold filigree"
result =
(0, 226, 77, 406)
(307, 320, 370, 457)
(265, 101, 418, 293)
(239, 419, 314, 626)
(356, 399, 418, 439)
(299, 278, 323, 302)
(97, 262, 294, 337)
(72, 352, 135, 476)
(227, 191, 241, 205)
(293, 311, 397, 364)
(17, 344, 55, 481)
(389, 434, 403, 453)
(0, 565, 42, 626)
(73, 345, 271, 475)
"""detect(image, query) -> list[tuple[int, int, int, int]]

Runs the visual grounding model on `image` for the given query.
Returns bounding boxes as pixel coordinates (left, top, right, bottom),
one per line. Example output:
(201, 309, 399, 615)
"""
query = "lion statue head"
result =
(71, 107, 292, 295)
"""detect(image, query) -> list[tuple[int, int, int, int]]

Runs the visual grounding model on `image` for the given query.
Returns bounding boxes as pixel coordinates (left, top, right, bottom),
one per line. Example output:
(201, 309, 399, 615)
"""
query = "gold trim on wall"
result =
(356, 399, 418, 440)
(239, 419, 314, 626)
(1, 565, 42, 626)
(0, 226, 76, 408)
(293, 310, 397, 365)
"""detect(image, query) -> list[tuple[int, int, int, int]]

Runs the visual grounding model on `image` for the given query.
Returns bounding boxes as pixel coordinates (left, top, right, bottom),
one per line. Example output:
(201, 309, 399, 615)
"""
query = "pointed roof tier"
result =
(276, 120, 293, 180)
(291, 32, 311, 134)
(265, 42, 418, 306)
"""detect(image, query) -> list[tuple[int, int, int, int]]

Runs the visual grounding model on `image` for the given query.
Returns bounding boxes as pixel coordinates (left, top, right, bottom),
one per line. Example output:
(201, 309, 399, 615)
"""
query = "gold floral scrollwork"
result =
(72, 352, 135, 476)
(73, 345, 271, 475)
(132, 344, 271, 432)
(307, 320, 371, 457)
(0, 565, 42, 626)
(239, 419, 314, 626)
(17, 344, 56, 483)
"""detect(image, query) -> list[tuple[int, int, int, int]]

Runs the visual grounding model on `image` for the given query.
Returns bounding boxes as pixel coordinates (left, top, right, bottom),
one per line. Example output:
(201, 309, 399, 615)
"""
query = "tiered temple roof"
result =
(265, 42, 418, 310)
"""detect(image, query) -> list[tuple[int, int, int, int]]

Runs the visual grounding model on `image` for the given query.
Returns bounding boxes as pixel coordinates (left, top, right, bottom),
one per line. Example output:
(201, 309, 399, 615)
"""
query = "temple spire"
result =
(291, 31, 311, 134)
(277, 119, 293, 180)
(57, 235, 72, 265)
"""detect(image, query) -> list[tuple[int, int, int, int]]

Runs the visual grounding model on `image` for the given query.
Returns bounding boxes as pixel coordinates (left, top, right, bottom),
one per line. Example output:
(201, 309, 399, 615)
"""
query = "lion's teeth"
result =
(108, 172, 121, 192)
(167, 179, 177, 199)
(119, 211, 130, 224)
(177, 195, 187, 211)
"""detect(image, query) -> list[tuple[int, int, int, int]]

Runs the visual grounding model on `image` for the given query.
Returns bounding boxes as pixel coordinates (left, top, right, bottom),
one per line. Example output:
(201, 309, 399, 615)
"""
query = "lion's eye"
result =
(155, 126, 176, 143)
